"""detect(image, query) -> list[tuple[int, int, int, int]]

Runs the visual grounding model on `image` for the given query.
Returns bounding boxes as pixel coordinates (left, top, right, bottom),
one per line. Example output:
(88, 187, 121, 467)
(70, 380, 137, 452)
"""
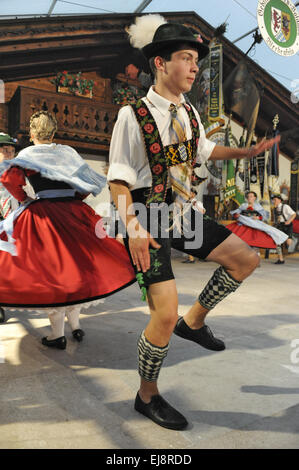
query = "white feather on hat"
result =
(127, 14, 167, 49)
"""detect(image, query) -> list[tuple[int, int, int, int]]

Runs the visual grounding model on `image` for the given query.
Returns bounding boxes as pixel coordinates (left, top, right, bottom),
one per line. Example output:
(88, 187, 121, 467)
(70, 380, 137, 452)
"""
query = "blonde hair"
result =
(30, 111, 57, 141)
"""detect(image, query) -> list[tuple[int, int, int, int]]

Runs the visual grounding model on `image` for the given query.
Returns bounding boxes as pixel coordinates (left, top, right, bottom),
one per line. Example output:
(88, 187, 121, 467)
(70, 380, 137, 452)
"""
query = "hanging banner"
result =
(257, 0, 299, 56)
(223, 61, 260, 147)
(187, 51, 210, 128)
(223, 124, 245, 205)
(250, 156, 258, 184)
(208, 43, 224, 122)
(257, 155, 266, 197)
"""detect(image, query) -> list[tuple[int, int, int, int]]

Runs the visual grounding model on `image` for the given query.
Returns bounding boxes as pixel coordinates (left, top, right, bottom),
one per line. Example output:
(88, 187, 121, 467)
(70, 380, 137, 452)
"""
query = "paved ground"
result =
(0, 254, 299, 449)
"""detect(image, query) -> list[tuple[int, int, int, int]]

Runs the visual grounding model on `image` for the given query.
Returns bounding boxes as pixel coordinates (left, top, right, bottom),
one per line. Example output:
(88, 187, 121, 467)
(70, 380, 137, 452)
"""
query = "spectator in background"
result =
(0, 133, 19, 323)
(272, 194, 296, 264)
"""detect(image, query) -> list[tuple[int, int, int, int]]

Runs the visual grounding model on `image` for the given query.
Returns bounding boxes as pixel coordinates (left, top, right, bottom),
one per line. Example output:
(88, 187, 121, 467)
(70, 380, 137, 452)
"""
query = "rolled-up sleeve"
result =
(107, 162, 137, 187)
(192, 106, 216, 164)
(107, 106, 139, 188)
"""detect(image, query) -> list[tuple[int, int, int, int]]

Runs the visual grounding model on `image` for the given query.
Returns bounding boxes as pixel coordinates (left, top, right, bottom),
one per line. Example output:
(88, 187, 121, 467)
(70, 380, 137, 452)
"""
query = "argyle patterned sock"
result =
(138, 331, 169, 382)
(198, 266, 242, 310)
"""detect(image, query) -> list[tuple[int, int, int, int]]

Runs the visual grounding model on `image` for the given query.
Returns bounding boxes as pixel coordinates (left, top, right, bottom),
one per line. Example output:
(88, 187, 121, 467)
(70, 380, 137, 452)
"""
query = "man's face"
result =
(158, 48, 199, 94)
(273, 197, 281, 207)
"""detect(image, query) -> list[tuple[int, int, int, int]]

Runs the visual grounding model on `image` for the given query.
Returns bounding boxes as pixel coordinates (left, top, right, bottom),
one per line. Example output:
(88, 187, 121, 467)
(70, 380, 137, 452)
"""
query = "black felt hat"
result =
(142, 23, 209, 60)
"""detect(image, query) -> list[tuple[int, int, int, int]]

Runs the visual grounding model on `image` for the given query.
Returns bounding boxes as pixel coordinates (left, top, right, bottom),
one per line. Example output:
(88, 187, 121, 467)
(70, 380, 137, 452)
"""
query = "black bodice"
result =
(26, 171, 73, 194)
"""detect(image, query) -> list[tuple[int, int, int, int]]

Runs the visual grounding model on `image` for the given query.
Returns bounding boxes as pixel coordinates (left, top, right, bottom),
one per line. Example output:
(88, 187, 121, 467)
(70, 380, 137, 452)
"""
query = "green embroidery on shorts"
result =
(136, 272, 147, 302)
(134, 248, 163, 302)
(147, 248, 162, 278)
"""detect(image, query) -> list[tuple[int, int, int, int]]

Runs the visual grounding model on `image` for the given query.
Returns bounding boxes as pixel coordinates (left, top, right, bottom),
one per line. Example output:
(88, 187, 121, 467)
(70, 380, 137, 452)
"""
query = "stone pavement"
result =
(0, 255, 299, 449)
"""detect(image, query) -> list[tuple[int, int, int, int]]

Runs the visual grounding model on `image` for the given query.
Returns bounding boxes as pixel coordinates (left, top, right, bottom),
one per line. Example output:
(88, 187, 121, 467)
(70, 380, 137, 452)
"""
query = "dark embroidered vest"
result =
(130, 99, 200, 207)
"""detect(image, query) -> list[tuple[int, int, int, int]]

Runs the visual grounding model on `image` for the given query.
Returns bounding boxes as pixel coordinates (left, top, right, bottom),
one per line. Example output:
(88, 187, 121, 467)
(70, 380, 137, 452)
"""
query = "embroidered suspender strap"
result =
(131, 100, 168, 206)
(130, 100, 200, 207)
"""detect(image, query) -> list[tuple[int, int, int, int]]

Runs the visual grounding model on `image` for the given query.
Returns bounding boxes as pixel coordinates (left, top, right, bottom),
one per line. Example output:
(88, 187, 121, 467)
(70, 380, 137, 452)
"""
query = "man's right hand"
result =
(128, 221, 161, 273)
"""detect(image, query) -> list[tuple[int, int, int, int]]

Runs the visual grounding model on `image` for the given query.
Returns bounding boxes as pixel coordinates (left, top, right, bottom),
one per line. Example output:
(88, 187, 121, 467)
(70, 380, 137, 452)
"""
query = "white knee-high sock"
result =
(65, 305, 81, 331)
(47, 308, 66, 339)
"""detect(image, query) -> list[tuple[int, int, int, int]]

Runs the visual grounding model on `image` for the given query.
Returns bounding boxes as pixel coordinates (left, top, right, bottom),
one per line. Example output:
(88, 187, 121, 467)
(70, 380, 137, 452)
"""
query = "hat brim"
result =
(0, 141, 18, 146)
(142, 38, 209, 60)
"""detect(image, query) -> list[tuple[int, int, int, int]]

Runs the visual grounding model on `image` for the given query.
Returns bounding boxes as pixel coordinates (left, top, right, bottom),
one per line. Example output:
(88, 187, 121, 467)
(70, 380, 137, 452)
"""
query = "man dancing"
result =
(108, 15, 280, 430)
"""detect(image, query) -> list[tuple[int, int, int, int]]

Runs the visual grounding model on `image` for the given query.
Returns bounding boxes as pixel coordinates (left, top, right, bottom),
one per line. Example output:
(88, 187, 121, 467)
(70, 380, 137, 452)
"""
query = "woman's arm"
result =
(1, 167, 28, 201)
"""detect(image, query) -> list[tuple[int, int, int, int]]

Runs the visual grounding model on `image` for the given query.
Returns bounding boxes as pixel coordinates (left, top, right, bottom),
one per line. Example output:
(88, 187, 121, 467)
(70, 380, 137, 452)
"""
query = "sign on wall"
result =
(257, 0, 299, 56)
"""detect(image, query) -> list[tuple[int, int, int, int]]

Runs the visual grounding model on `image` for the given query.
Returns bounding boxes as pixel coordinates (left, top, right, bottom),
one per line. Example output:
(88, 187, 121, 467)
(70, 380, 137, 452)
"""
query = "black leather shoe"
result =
(174, 317, 225, 351)
(134, 393, 188, 430)
(0, 307, 5, 323)
(275, 259, 285, 264)
(72, 329, 85, 342)
(41, 336, 67, 350)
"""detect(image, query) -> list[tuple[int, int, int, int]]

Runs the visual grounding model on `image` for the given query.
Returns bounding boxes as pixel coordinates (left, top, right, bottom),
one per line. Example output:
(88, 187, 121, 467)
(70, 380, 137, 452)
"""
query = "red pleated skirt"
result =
(0, 199, 136, 307)
(293, 219, 299, 234)
(226, 221, 276, 249)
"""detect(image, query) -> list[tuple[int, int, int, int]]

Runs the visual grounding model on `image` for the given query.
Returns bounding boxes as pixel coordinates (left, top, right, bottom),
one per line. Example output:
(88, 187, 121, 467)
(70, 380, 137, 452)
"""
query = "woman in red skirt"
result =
(226, 191, 288, 257)
(0, 111, 136, 349)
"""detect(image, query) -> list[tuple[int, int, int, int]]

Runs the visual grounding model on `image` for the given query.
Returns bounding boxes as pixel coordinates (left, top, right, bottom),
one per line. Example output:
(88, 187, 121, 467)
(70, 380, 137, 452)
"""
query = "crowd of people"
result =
(0, 14, 297, 430)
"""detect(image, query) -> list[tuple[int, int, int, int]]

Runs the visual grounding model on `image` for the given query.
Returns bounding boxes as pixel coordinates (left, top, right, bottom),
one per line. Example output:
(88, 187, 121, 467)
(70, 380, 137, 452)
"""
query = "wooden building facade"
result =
(0, 11, 298, 210)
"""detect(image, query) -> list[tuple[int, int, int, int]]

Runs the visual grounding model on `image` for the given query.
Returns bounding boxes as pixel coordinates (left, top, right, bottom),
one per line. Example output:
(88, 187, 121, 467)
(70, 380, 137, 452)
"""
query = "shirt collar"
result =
(146, 86, 185, 116)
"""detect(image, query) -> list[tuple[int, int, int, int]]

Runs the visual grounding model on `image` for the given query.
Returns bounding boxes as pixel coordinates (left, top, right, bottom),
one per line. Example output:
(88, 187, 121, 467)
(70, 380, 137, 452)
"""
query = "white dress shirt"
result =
(107, 86, 216, 190)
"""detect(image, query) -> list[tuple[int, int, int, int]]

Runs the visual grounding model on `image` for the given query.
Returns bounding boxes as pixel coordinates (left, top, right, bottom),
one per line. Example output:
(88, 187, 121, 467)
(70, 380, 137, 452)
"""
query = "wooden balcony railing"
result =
(9, 86, 120, 152)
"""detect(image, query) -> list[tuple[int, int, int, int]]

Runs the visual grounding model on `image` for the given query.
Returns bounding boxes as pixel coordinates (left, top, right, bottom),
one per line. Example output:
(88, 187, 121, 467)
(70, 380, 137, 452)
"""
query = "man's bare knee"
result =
(237, 248, 260, 278)
(156, 311, 179, 333)
(247, 249, 259, 270)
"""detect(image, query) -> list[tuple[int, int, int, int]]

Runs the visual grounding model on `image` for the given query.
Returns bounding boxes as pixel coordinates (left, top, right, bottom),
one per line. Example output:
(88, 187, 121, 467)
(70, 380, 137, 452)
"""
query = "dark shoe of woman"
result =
(41, 336, 67, 350)
(72, 329, 85, 342)
(274, 259, 285, 264)
(0, 307, 5, 323)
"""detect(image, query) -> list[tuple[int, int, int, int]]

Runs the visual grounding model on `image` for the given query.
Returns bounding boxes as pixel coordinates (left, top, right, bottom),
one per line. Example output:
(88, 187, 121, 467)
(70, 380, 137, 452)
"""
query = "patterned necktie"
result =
(168, 104, 193, 205)
(169, 103, 186, 143)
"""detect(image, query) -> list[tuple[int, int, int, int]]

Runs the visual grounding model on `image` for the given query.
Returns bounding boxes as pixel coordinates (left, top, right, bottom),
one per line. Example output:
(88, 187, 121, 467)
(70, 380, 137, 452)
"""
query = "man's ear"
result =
(154, 56, 166, 72)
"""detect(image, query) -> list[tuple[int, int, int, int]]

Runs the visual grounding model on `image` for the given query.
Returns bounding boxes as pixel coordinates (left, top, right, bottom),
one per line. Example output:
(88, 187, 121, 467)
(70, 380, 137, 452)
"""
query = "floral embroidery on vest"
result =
(130, 99, 200, 206)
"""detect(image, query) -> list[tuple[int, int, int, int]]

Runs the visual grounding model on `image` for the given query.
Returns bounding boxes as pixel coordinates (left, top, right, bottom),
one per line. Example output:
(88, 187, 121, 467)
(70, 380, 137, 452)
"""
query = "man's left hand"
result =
(248, 135, 281, 159)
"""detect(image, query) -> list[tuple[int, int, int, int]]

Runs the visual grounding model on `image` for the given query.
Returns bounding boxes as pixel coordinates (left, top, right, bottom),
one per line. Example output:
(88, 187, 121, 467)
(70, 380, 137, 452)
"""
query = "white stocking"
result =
(47, 308, 66, 339)
(65, 305, 81, 332)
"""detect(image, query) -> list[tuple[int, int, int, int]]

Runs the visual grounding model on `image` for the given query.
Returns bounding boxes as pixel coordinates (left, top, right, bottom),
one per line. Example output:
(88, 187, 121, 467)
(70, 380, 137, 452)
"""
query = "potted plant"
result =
(51, 71, 95, 98)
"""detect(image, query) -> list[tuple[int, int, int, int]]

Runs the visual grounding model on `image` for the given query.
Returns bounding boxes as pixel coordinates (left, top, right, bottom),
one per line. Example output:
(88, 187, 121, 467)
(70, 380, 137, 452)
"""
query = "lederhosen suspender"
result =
(130, 99, 200, 207)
